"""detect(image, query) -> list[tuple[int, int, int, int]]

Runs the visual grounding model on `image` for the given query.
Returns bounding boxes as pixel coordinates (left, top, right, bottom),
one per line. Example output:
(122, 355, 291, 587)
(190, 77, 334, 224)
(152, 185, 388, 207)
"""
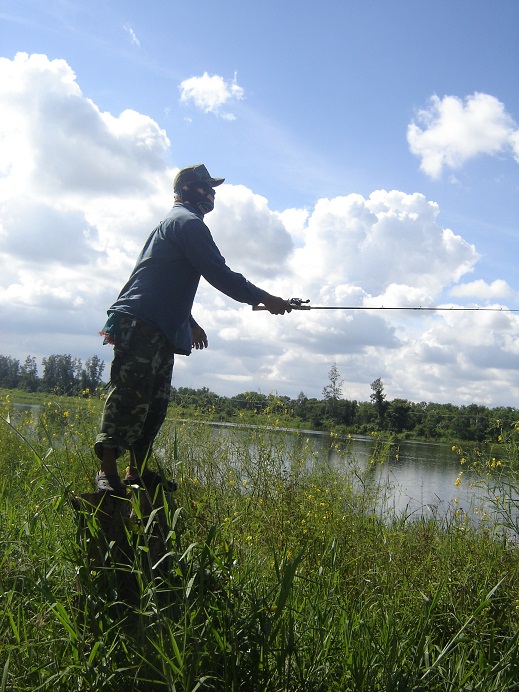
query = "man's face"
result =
(198, 183, 216, 212)
(183, 182, 216, 214)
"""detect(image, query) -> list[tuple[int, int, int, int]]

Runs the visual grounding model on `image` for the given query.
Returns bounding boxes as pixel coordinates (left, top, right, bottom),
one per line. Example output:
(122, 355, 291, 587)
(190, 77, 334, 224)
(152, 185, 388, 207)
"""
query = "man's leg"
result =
(127, 341, 175, 478)
(94, 317, 166, 493)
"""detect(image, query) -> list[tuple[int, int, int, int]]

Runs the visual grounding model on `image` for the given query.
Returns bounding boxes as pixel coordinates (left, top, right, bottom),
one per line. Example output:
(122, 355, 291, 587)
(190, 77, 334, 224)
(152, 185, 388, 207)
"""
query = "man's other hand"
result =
(192, 324, 209, 349)
(261, 294, 293, 315)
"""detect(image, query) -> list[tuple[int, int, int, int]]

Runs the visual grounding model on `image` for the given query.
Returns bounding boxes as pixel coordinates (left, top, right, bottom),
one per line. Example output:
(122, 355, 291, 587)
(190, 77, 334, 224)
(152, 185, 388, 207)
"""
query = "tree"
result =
(80, 355, 105, 393)
(370, 378, 388, 428)
(386, 398, 412, 434)
(0, 356, 20, 389)
(41, 354, 82, 395)
(322, 362, 345, 422)
(295, 391, 308, 416)
(19, 356, 39, 392)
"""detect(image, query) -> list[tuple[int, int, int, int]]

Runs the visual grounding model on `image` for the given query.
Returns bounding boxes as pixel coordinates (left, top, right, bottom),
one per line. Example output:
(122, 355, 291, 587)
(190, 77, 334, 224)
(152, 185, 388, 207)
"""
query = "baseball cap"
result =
(173, 164, 225, 191)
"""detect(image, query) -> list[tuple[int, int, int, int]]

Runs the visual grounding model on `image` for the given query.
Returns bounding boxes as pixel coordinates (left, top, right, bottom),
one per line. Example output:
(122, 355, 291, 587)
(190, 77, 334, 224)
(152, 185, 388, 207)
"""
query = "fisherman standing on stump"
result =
(94, 164, 292, 495)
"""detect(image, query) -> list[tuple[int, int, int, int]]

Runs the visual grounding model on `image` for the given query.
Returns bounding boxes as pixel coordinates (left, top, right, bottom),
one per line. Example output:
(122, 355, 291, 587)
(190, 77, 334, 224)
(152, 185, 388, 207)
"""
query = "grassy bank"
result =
(0, 395, 518, 690)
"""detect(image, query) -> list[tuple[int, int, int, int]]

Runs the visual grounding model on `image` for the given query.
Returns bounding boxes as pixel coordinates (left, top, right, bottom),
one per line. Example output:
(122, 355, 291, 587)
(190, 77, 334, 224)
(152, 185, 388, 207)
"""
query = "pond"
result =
(327, 436, 481, 518)
(201, 422, 516, 529)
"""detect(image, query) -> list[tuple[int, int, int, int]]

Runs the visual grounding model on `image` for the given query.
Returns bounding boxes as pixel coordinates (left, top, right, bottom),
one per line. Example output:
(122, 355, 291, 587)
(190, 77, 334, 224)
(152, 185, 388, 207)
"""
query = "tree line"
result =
(1, 355, 517, 442)
(170, 365, 518, 443)
(0, 354, 105, 396)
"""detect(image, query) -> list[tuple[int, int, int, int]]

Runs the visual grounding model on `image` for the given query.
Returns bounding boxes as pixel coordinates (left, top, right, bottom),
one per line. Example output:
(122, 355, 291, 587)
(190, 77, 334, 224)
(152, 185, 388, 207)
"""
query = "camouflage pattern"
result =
(94, 315, 174, 465)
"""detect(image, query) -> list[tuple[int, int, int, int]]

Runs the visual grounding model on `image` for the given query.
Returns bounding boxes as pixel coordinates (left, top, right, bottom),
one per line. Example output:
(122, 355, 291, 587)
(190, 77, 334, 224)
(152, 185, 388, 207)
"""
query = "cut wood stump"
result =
(71, 486, 177, 606)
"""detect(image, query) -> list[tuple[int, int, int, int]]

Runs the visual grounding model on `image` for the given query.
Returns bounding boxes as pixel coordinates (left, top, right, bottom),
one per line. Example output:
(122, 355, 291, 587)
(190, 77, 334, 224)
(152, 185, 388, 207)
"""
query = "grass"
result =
(0, 395, 518, 690)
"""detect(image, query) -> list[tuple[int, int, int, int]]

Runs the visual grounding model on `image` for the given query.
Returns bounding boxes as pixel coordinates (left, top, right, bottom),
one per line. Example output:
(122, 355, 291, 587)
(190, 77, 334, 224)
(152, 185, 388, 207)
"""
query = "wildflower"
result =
(246, 535, 253, 541)
(455, 472, 463, 486)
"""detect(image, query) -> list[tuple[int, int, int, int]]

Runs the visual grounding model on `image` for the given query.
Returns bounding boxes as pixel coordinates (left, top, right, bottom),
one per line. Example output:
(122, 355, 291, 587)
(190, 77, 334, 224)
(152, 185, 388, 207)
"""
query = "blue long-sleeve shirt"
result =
(108, 202, 266, 354)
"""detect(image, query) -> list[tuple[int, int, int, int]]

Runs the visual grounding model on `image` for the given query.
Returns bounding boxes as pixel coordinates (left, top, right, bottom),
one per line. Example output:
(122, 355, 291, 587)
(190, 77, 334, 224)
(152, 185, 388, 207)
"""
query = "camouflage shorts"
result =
(94, 315, 175, 464)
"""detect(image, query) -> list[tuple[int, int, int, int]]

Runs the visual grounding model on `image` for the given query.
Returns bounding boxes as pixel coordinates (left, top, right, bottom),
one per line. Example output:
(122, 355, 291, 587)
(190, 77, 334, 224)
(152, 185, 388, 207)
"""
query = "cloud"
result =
(407, 93, 519, 178)
(0, 53, 171, 198)
(1, 54, 519, 407)
(450, 279, 512, 300)
(179, 72, 244, 120)
(288, 189, 479, 302)
(123, 24, 140, 48)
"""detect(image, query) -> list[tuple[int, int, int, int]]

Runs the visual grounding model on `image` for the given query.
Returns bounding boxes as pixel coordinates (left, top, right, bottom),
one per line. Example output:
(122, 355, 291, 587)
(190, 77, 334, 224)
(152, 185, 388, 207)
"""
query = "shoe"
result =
(96, 471, 128, 497)
(124, 468, 177, 492)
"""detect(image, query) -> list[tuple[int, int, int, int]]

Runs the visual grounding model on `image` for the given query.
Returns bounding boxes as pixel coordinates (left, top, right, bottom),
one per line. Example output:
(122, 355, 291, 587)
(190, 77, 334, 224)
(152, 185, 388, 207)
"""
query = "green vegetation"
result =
(1, 395, 518, 690)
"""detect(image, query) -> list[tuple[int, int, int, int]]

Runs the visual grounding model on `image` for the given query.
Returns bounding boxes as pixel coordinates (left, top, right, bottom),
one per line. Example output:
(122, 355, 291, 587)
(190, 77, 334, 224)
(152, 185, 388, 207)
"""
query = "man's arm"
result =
(182, 221, 291, 311)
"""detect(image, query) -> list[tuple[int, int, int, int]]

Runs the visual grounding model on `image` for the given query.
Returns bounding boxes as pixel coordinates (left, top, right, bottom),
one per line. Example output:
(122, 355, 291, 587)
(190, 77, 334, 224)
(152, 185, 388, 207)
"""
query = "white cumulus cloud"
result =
(407, 93, 519, 178)
(450, 279, 512, 299)
(179, 72, 244, 120)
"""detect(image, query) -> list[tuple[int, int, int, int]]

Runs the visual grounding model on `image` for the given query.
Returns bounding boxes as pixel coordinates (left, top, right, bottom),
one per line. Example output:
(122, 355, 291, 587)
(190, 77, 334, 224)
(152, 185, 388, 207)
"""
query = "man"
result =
(94, 164, 292, 495)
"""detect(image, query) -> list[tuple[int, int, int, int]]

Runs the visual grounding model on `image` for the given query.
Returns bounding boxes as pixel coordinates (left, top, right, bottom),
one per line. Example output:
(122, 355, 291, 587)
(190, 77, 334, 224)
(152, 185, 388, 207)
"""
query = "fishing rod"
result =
(252, 298, 519, 312)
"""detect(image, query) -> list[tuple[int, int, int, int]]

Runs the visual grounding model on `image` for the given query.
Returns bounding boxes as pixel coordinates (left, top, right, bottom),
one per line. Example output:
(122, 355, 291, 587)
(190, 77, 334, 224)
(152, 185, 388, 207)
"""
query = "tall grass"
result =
(0, 395, 518, 690)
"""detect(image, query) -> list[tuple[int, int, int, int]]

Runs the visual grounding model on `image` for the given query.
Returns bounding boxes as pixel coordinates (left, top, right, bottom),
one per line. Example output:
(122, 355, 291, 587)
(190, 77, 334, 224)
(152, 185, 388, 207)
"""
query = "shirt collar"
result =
(174, 200, 204, 219)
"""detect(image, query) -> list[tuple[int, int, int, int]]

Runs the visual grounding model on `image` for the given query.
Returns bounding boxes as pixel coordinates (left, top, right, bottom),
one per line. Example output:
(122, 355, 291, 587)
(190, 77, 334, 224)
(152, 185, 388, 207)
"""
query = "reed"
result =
(0, 396, 518, 690)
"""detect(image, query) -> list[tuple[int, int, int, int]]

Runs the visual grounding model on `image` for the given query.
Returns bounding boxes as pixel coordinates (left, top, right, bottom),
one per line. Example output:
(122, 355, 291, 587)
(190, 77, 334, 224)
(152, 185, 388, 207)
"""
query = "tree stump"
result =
(71, 486, 176, 607)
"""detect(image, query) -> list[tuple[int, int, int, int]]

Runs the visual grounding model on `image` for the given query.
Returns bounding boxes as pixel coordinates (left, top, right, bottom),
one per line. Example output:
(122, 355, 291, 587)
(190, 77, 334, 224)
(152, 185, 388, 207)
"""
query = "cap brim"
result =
(210, 177, 225, 187)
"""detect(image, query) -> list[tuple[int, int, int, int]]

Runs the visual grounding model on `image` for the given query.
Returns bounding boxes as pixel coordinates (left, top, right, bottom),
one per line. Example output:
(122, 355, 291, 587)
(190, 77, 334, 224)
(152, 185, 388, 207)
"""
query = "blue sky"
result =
(1, 0, 518, 406)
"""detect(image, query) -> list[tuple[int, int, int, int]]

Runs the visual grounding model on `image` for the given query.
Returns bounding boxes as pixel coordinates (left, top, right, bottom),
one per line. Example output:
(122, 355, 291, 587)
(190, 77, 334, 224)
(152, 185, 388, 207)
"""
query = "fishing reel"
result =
(252, 297, 311, 311)
(288, 298, 311, 309)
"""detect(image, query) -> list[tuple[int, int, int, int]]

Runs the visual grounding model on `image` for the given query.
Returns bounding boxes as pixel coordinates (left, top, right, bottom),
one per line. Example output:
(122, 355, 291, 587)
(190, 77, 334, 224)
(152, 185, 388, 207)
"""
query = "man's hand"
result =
(191, 324, 208, 350)
(261, 294, 293, 315)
